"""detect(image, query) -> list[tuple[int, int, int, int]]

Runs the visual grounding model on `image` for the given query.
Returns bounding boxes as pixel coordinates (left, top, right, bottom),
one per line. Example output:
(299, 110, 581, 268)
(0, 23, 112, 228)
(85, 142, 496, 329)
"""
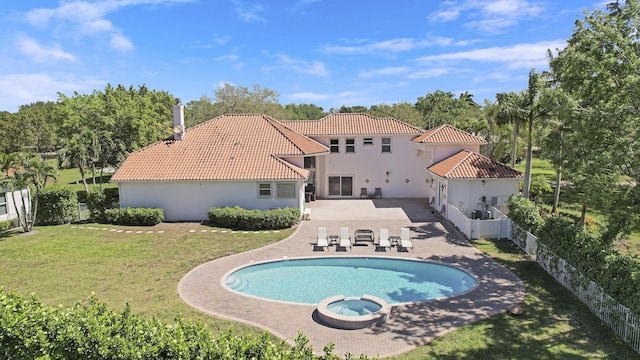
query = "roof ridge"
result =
(266, 117, 328, 155)
(444, 150, 473, 177)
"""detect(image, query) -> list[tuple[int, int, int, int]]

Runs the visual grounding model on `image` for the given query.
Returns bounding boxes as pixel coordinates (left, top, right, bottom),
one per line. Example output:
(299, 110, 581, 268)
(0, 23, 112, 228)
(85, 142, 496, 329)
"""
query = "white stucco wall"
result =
(0, 188, 30, 223)
(118, 180, 304, 221)
(311, 135, 429, 198)
(447, 178, 520, 217)
(433, 144, 481, 163)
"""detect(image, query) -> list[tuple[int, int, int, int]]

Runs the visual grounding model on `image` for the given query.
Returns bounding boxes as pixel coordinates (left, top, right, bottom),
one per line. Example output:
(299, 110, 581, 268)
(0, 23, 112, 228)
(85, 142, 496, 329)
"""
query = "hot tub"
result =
(317, 294, 391, 329)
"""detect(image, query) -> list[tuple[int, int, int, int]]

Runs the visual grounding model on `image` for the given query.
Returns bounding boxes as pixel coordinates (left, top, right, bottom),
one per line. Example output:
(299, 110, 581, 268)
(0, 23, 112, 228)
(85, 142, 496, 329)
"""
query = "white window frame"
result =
(0, 192, 6, 216)
(330, 139, 339, 153)
(258, 183, 272, 198)
(363, 137, 373, 145)
(345, 138, 355, 153)
(381, 137, 391, 153)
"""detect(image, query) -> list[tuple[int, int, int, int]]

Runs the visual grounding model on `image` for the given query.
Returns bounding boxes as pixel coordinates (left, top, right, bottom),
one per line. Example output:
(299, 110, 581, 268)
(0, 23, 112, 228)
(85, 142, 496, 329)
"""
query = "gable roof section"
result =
(111, 114, 328, 182)
(413, 124, 486, 144)
(428, 150, 522, 179)
(281, 113, 424, 136)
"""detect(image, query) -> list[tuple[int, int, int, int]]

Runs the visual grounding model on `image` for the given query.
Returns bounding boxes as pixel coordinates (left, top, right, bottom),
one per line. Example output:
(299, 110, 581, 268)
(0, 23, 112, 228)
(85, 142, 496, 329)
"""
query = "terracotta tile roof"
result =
(111, 114, 328, 182)
(281, 113, 424, 136)
(428, 150, 523, 179)
(413, 124, 486, 144)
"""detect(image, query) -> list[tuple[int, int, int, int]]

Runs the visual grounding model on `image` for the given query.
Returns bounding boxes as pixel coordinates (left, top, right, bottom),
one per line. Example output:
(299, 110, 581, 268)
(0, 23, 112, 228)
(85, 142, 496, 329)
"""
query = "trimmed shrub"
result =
(77, 187, 119, 204)
(103, 207, 163, 226)
(0, 289, 354, 360)
(0, 220, 13, 232)
(35, 186, 78, 225)
(208, 206, 300, 230)
(86, 188, 116, 222)
(506, 195, 543, 234)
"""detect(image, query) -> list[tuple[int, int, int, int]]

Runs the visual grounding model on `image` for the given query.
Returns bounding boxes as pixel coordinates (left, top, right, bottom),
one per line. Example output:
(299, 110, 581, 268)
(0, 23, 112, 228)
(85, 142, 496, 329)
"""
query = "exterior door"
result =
(328, 176, 353, 196)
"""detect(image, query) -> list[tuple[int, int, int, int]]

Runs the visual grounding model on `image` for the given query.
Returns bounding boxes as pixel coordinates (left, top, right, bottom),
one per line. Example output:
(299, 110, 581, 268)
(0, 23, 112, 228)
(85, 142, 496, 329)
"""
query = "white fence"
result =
(511, 224, 640, 354)
(447, 204, 511, 239)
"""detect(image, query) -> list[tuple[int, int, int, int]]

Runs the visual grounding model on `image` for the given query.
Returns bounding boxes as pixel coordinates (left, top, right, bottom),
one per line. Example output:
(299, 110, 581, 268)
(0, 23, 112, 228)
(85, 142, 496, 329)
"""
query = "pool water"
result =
(224, 257, 477, 305)
(327, 298, 382, 316)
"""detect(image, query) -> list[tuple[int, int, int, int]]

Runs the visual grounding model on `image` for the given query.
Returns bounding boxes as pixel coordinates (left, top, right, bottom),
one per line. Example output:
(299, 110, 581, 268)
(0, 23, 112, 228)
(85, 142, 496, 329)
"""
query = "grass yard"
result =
(1, 224, 638, 358)
(0, 223, 293, 338)
(394, 238, 638, 359)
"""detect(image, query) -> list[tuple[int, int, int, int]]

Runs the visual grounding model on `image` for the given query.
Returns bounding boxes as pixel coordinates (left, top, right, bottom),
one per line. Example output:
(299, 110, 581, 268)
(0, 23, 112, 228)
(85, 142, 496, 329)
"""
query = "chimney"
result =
(172, 98, 185, 140)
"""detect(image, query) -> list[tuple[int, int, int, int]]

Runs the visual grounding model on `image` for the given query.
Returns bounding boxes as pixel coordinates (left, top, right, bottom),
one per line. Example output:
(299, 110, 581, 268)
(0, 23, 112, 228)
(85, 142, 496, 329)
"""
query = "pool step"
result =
(225, 275, 249, 291)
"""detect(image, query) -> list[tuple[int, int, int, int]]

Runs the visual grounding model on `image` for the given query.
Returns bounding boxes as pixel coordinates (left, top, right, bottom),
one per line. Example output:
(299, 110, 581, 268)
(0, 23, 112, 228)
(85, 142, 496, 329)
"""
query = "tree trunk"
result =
(552, 169, 562, 214)
(580, 203, 587, 229)
(78, 165, 90, 194)
(522, 116, 534, 199)
(511, 121, 520, 168)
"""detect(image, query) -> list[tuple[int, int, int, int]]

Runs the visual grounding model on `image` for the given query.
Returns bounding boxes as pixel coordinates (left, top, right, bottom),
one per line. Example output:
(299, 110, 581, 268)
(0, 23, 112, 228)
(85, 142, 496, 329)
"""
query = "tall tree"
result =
(495, 91, 527, 168)
(213, 83, 285, 118)
(283, 103, 327, 120)
(550, 1, 640, 242)
(366, 102, 423, 127)
(415, 90, 455, 129)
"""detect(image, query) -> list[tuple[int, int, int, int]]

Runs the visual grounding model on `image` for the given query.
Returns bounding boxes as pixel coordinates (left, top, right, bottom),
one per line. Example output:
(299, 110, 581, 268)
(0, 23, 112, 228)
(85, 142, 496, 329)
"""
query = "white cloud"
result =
(233, 2, 267, 23)
(415, 40, 566, 69)
(22, 0, 192, 50)
(320, 38, 431, 56)
(406, 68, 451, 79)
(215, 54, 240, 62)
(15, 34, 76, 63)
(271, 54, 330, 77)
(110, 33, 134, 51)
(359, 67, 410, 79)
(429, 0, 546, 32)
(0, 73, 104, 111)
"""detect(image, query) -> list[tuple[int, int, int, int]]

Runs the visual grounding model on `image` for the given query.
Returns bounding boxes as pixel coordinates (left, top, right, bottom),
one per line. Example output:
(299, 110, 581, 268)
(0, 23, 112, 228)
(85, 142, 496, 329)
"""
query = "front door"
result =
(328, 176, 353, 197)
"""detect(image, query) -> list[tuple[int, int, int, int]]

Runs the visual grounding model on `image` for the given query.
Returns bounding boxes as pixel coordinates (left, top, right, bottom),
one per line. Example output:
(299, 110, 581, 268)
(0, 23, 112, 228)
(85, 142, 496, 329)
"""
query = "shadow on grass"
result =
(389, 238, 640, 359)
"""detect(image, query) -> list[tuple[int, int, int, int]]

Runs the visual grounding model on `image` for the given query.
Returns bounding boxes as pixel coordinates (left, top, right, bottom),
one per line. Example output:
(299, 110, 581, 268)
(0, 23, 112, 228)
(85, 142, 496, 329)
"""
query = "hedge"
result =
(0, 289, 364, 360)
(208, 206, 300, 230)
(506, 195, 543, 235)
(0, 220, 13, 232)
(35, 186, 78, 226)
(537, 215, 640, 315)
(86, 188, 116, 222)
(103, 207, 164, 226)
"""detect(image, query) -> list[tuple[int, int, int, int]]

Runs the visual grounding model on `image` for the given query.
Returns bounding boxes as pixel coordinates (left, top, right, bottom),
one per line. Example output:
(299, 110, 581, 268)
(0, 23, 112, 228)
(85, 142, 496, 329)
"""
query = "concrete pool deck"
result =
(178, 199, 525, 358)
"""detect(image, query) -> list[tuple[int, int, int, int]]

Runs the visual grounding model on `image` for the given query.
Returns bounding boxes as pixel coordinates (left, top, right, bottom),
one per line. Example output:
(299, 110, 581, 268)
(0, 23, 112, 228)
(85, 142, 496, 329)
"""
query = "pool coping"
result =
(177, 200, 525, 358)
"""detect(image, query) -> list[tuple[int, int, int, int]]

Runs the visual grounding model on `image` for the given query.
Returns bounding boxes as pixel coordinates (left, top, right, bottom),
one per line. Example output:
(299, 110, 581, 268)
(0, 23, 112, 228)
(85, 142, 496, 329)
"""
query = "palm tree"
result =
(58, 134, 90, 194)
(495, 91, 527, 168)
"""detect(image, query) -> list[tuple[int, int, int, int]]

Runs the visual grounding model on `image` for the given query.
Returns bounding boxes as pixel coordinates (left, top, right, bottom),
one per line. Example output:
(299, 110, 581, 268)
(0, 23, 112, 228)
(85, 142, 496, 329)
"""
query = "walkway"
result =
(178, 199, 524, 358)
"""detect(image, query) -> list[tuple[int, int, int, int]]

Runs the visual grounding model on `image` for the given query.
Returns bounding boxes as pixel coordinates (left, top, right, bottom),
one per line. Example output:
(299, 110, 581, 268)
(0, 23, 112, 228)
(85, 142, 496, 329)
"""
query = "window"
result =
(363, 138, 373, 145)
(303, 156, 315, 169)
(330, 139, 339, 153)
(345, 138, 355, 153)
(276, 183, 296, 198)
(381, 137, 391, 153)
(0, 192, 6, 215)
(258, 183, 272, 197)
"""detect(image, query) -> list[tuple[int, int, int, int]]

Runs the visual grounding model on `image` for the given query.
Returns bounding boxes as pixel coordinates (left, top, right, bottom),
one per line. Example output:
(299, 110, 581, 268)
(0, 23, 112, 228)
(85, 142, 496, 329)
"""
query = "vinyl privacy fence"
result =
(510, 224, 640, 354)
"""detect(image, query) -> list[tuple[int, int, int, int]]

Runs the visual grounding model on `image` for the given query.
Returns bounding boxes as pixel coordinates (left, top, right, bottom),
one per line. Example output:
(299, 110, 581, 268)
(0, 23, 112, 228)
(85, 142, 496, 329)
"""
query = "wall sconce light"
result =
(482, 179, 485, 185)
(386, 171, 390, 177)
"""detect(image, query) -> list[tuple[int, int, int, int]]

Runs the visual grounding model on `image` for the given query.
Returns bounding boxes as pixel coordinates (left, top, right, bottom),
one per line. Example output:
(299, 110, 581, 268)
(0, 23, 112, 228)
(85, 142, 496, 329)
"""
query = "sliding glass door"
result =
(328, 176, 353, 196)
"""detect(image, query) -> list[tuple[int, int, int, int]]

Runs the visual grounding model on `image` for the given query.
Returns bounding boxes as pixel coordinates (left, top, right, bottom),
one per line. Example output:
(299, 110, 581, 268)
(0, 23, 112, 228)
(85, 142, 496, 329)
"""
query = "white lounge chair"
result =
(339, 227, 351, 250)
(400, 227, 414, 252)
(378, 228, 391, 251)
(316, 226, 328, 250)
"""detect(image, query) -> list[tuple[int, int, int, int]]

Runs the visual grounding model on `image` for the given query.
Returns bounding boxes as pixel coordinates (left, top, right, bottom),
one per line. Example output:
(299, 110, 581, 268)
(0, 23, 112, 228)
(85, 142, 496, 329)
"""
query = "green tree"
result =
(549, 1, 640, 242)
(213, 83, 286, 118)
(185, 95, 220, 127)
(283, 103, 327, 120)
(415, 90, 455, 129)
(366, 102, 423, 127)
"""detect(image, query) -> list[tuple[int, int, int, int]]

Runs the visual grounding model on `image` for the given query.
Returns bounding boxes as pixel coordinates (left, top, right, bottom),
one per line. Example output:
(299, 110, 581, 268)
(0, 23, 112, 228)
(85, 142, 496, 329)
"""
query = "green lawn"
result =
(0, 224, 637, 358)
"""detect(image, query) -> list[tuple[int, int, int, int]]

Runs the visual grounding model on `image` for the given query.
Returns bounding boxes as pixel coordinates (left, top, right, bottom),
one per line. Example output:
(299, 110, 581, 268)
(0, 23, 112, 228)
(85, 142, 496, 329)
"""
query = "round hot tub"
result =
(317, 294, 391, 329)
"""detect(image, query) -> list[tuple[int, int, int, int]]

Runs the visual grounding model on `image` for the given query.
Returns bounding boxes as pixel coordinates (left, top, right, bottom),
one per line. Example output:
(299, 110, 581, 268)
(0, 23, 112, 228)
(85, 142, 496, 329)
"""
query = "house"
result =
(111, 101, 522, 222)
(0, 184, 30, 225)
(415, 125, 522, 216)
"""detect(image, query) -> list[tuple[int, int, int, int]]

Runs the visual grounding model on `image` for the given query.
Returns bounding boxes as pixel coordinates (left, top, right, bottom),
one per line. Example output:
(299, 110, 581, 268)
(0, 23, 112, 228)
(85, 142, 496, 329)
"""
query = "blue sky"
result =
(0, 0, 606, 113)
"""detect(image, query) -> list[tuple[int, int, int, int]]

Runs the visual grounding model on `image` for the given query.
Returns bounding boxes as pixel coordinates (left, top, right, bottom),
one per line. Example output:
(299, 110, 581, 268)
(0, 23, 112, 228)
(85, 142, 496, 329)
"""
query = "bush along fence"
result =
(510, 223, 640, 354)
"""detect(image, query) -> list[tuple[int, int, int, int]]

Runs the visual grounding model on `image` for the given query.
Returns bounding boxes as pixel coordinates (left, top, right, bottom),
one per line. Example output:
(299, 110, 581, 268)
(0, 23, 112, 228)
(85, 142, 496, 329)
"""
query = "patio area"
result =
(178, 199, 525, 358)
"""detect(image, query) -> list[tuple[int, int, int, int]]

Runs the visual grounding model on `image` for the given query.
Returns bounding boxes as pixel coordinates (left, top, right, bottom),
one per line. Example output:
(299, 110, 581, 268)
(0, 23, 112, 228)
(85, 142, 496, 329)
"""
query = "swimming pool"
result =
(224, 257, 478, 305)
